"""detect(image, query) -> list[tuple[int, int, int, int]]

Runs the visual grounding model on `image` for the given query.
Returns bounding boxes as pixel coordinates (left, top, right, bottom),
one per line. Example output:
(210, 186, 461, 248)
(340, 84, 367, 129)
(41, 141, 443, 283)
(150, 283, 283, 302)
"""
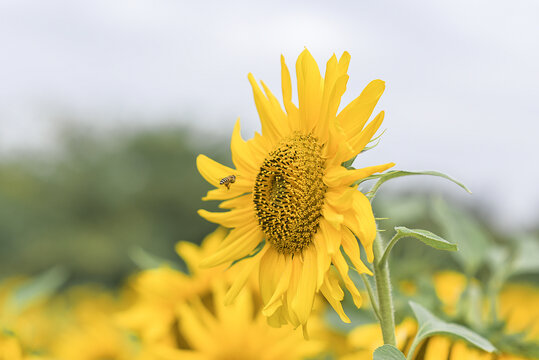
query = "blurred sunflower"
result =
(117, 227, 236, 345)
(50, 287, 139, 360)
(153, 283, 323, 360)
(197, 49, 393, 330)
(340, 319, 417, 360)
(0, 331, 23, 360)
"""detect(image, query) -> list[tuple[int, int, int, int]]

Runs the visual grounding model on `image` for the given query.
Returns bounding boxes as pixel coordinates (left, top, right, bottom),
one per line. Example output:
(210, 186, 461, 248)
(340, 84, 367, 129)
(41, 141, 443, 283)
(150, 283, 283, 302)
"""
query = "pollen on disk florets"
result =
(253, 133, 326, 255)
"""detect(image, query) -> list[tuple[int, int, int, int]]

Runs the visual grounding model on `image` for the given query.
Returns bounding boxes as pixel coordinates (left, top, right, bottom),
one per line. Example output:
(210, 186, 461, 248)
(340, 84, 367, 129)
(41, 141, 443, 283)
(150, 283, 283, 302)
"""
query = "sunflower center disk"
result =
(253, 133, 327, 255)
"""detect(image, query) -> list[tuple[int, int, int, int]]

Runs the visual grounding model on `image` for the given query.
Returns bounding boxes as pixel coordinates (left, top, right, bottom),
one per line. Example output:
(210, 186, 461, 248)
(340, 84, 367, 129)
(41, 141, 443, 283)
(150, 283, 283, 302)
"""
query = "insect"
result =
(219, 175, 236, 190)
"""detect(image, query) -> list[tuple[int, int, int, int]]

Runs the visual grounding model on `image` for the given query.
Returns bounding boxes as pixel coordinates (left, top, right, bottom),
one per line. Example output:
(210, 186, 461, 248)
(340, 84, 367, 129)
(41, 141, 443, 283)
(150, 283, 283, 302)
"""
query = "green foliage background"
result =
(0, 125, 537, 290)
(0, 126, 225, 284)
(1, 125, 538, 358)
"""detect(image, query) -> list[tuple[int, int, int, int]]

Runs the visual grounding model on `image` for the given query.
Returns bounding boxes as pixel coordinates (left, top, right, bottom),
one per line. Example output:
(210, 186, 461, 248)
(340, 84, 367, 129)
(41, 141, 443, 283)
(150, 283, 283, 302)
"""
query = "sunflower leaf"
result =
(365, 170, 471, 200)
(379, 227, 457, 266)
(511, 235, 539, 276)
(373, 345, 406, 360)
(431, 197, 489, 275)
(342, 155, 358, 169)
(394, 227, 457, 252)
(409, 301, 496, 353)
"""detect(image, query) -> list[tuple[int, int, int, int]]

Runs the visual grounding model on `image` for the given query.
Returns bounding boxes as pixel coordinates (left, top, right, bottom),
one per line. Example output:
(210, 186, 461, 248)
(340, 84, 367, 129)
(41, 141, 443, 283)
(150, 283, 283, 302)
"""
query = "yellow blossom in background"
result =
(422, 272, 539, 360)
(197, 49, 394, 331)
(0, 276, 58, 355)
(423, 337, 494, 360)
(0, 332, 23, 360)
(432, 271, 467, 315)
(432, 271, 539, 342)
(422, 336, 536, 360)
(49, 286, 139, 360)
(340, 319, 416, 360)
(119, 228, 332, 360)
(117, 227, 234, 346)
(498, 284, 539, 341)
(154, 283, 324, 360)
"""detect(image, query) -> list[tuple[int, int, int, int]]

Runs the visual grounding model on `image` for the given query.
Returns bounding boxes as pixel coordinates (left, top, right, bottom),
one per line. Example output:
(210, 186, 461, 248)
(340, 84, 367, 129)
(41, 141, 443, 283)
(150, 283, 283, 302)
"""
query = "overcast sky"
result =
(0, 0, 538, 230)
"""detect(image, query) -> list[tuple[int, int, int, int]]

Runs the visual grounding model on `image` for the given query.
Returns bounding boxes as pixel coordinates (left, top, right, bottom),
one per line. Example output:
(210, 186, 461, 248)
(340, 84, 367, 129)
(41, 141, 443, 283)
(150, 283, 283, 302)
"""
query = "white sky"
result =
(0, 0, 538, 230)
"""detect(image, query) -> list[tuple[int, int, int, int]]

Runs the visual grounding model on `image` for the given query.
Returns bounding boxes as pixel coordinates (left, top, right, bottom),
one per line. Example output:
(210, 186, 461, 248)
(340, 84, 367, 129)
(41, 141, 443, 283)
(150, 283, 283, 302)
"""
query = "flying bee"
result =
(219, 175, 236, 190)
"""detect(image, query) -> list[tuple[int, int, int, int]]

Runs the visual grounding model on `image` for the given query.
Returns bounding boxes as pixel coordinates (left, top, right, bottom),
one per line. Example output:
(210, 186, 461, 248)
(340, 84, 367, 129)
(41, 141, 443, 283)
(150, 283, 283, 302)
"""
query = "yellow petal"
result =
(332, 249, 362, 308)
(281, 54, 299, 126)
(348, 110, 385, 155)
(319, 217, 341, 255)
(259, 247, 284, 304)
(262, 253, 293, 317)
(336, 79, 385, 137)
(225, 246, 267, 305)
(296, 49, 322, 133)
(285, 257, 302, 327)
(260, 80, 290, 137)
(176, 302, 212, 350)
(202, 186, 249, 201)
(312, 230, 331, 290)
(341, 227, 373, 275)
(218, 193, 252, 209)
(266, 306, 287, 328)
(324, 162, 395, 188)
(343, 191, 376, 263)
(200, 225, 262, 267)
(316, 54, 338, 143)
(290, 246, 318, 325)
(201, 174, 252, 201)
(230, 119, 259, 175)
(197, 207, 255, 228)
(248, 73, 283, 145)
(324, 186, 355, 210)
(175, 241, 200, 273)
(320, 271, 350, 323)
(196, 154, 236, 187)
(338, 51, 351, 73)
(321, 202, 344, 228)
(315, 52, 350, 143)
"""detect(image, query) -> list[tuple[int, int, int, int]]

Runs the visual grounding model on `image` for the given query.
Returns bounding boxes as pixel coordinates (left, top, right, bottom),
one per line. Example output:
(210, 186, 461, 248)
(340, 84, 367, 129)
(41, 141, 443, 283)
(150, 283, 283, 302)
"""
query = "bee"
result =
(219, 175, 236, 190)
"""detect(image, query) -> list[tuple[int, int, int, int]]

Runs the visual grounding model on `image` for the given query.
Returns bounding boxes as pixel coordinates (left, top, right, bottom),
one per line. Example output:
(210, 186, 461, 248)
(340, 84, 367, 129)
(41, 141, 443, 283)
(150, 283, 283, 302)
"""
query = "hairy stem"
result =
(373, 232, 397, 346)
(360, 273, 381, 322)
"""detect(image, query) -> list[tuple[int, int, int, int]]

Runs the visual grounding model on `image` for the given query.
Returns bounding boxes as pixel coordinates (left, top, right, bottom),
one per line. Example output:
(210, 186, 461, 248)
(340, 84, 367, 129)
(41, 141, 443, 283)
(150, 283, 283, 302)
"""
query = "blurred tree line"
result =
(0, 126, 227, 285)
(0, 125, 537, 288)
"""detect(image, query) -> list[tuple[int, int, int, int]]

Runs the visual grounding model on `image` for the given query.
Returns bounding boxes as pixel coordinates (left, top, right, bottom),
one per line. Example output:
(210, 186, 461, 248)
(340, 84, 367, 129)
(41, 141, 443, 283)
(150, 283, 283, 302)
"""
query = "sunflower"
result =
(197, 49, 394, 330)
(152, 283, 323, 360)
(117, 227, 237, 345)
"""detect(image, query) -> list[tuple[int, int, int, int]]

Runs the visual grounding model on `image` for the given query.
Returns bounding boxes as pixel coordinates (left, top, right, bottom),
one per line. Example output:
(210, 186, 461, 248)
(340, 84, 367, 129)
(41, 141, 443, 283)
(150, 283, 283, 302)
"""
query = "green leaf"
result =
(376, 196, 428, 225)
(229, 239, 266, 268)
(409, 301, 496, 353)
(431, 197, 490, 275)
(6, 266, 68, 314)
(361, 129, 386, 154)
(342, 155, 358, 169)
(373, 345, 406, 360)
(394, 227, 458, 252)
(364, 170, 471, 200)
(511, 235, 539, 276)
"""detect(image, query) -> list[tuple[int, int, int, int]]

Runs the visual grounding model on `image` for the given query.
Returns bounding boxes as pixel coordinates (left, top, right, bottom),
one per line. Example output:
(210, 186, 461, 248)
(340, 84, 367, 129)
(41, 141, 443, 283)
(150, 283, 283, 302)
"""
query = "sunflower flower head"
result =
(197, 49, 394, 331)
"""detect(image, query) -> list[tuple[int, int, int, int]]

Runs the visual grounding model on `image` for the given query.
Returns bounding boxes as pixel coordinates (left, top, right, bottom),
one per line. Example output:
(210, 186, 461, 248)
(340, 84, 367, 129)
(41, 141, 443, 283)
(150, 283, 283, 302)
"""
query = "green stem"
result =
(378, 233, 402, 266)
(373, 232, 397, 346)
(360, 274, 381, 322)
